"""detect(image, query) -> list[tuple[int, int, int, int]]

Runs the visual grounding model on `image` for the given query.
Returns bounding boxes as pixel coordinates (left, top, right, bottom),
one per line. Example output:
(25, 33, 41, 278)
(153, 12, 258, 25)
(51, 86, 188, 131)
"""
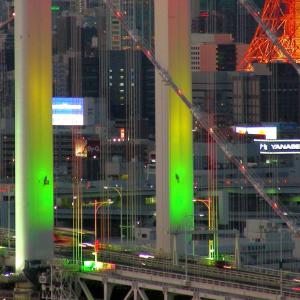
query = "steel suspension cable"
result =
(103, 0, 300, 233)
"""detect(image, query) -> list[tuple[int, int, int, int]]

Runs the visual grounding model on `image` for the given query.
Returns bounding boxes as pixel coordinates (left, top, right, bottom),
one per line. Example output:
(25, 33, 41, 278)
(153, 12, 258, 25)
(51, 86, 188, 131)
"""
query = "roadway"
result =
(54, 243, 300, 298)
(1, 228, 300, 298)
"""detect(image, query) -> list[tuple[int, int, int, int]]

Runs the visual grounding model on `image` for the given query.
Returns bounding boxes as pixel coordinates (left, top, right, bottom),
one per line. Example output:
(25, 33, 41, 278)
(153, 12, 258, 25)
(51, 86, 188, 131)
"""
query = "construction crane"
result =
(103, 0, 300, 234)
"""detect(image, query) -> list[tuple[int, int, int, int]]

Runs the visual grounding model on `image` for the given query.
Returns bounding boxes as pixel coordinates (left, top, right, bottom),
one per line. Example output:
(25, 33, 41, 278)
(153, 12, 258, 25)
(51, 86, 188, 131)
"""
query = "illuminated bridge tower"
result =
(15, 0, 53, 271)
(239, 0, 300, 71)
(155, 0, 194, 257)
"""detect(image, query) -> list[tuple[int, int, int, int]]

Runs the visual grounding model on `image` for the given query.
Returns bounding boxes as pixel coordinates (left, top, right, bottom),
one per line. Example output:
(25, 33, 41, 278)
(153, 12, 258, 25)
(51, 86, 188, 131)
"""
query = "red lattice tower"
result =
(239, 0, 300, 71)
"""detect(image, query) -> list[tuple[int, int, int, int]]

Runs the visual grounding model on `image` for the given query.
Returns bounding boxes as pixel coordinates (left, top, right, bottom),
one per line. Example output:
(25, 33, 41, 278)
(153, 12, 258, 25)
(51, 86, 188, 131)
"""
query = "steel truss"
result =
(39, 260, 79, 300)
(239, 0, 300, 72)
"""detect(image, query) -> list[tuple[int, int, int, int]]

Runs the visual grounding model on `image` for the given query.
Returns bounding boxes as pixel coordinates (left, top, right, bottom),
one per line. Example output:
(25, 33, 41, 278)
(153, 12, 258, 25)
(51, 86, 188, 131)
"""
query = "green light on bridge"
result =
(82, 260, 116, 272)
(51, 6, 60, 11)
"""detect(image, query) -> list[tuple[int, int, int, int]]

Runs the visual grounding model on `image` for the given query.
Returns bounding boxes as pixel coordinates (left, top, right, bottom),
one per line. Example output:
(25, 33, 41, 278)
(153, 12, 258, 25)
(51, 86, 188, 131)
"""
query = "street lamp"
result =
(54, 205, 58, 226)
(90, 199, 113, 263)
(193, 198, 211, 228)
(193, 198, 217, 259)
(104, 185, 123, 243)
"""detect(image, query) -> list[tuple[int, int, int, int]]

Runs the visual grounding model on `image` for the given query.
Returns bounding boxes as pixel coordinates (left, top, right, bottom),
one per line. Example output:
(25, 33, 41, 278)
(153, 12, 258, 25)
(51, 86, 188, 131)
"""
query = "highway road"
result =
(1, 227, 300, 297)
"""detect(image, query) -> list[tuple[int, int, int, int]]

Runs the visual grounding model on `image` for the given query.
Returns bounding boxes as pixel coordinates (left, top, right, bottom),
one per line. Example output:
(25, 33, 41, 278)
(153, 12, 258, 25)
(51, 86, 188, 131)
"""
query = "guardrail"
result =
(111, 264, 300, 298)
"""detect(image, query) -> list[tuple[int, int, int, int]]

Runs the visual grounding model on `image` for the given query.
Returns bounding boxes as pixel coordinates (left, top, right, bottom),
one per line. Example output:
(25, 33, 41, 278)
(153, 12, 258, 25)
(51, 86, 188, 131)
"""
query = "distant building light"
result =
(120, 128, 125, 139)
(199, 11, 209, 17)
(139, 253, 154, 259)
(51, 5, 60, 11)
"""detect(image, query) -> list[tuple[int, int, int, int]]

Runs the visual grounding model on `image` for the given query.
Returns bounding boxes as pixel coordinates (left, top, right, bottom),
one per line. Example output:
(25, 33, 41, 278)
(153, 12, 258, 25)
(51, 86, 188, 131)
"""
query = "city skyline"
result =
(1, 0, 300, 299)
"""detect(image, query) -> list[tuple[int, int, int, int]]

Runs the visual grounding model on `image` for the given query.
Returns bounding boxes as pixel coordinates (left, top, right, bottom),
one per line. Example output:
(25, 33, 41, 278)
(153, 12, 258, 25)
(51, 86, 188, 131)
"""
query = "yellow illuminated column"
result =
(15, 0, 53, 271)
(155, 0, 194, 256)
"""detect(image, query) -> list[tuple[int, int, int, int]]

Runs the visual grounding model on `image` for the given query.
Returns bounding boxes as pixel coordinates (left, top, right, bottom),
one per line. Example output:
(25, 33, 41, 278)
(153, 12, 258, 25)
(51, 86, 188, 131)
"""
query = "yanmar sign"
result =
(255, 139, 300, 154)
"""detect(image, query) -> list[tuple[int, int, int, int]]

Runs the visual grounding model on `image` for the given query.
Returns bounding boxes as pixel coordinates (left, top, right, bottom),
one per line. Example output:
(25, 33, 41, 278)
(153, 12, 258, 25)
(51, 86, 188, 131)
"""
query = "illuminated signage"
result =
(75, 138, 87, 158)
(52, 97, 84, 126)
(255, 139, 300, 154)
(75, 138, 100, 158)
(235, 126, 277, 140)
(120, 128, 125, 139)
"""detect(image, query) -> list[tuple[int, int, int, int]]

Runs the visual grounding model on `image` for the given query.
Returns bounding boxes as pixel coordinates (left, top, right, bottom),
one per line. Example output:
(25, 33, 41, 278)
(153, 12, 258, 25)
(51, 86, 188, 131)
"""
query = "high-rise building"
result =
(55, 13, 81, 55)
(105, 50, 155, 137)
(106, 0, 154, 50)
(190, 33, 248, 72)
(260, 64, 300, 124)
(232, 73, 261, 124)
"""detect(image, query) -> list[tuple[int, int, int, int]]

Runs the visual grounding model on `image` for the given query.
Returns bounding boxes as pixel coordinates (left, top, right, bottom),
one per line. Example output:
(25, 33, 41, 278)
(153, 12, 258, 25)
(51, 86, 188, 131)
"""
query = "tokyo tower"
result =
(239, 0, 300, 71)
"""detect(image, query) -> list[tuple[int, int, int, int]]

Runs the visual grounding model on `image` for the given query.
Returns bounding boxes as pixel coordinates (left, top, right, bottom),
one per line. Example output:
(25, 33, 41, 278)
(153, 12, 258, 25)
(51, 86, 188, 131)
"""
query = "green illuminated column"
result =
(15, 0, 53, 271)
(155, 0, 194, 256)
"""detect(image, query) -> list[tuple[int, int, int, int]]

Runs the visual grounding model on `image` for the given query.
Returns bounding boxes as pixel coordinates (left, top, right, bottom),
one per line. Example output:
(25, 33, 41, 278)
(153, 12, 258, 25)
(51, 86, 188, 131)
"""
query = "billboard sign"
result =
(53, 97, 84, 126)
(75, 138, 88, 158)
(255, 139, 300, 154)
(75, 138, 100, 158)
(235, 126, 277, 140)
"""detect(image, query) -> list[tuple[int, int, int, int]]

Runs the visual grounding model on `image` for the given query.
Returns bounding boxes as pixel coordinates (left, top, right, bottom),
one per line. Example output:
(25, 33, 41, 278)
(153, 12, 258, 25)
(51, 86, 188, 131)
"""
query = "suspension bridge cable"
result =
(103, 0, 300, 234)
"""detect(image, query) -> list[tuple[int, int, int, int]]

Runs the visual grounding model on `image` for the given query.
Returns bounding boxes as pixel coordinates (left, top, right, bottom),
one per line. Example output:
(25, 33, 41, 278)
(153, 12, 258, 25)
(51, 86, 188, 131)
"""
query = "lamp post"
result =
(193, 198, 217, 259)
(54, 205, 57, 226)
(104, 185, 123, 243)
(92, 199, 113, 262)
(193, 198, 211, 228)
